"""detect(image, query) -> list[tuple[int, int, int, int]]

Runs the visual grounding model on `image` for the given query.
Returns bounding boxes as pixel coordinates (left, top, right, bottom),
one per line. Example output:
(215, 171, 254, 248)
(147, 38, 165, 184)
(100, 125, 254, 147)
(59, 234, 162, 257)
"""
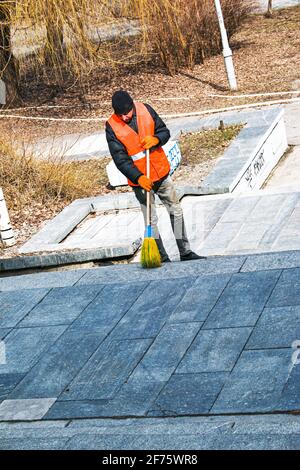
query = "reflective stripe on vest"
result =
(107, 102, 170, 186)
(131, 150, 145, 162)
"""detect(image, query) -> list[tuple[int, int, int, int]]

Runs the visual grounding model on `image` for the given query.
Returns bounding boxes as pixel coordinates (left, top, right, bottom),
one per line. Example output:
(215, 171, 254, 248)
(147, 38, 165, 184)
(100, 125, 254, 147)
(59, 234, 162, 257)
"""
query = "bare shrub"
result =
(130, 0, 257, 74)
(0, 141, 107, 212)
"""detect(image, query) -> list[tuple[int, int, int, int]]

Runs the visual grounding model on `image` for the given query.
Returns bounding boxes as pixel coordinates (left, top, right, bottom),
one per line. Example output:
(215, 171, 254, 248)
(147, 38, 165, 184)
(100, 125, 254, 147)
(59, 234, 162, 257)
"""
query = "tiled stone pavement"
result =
(19, 189, 300, 265)
(0, 252, 300, 430)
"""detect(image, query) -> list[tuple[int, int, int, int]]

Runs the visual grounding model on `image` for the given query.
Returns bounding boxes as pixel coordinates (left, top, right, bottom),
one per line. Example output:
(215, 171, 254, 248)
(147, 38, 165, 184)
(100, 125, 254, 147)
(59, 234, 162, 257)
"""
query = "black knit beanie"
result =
(112, 90, 134, 115)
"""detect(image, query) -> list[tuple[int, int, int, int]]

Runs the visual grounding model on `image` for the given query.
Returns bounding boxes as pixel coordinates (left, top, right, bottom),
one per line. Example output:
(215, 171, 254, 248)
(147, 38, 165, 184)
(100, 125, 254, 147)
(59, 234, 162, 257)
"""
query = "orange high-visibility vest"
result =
(107, 102, 170, 187)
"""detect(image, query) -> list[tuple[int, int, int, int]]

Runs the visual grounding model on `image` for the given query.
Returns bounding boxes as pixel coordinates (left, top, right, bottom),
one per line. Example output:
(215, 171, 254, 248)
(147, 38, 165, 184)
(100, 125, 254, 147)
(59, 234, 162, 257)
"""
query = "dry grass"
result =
(180, 125, 243, 166)
(0, 142, 110, 213)
(0, 141, 112, 256)
(173, 124, 242, 186)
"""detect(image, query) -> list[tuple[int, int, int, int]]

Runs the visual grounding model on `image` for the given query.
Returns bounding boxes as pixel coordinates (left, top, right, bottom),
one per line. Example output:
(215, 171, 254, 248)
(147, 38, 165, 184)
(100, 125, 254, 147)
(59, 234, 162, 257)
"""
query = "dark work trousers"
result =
(133, 176, 192, 260)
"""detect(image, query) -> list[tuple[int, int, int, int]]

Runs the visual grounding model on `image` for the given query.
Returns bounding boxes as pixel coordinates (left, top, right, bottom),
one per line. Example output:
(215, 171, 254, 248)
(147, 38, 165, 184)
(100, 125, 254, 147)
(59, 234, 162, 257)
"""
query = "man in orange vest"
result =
(105, 90, 205, 262)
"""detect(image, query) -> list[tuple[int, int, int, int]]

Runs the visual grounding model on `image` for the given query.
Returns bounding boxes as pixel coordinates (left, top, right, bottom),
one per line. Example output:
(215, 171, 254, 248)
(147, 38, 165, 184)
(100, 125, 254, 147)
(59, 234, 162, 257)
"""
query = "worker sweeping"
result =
(105, 90, 206, 265)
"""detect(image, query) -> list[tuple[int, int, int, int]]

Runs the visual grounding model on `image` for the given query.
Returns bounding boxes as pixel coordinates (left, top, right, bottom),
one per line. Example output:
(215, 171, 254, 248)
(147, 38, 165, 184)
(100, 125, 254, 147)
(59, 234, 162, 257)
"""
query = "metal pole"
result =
(0, 79, 6, 105)
(0, 187, 15, 247)
(214, 0, 238, 91)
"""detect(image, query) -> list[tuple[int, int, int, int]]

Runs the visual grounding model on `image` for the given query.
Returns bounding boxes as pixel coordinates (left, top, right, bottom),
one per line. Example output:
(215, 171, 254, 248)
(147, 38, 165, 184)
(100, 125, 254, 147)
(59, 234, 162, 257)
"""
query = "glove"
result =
(138, 175, 153, 191)
(141, 135, 159, 150)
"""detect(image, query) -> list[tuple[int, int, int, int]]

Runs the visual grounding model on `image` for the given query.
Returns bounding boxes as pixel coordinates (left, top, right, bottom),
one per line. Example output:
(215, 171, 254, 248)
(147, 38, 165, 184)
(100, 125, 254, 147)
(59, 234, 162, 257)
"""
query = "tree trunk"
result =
(45, 17, 64, 67)
(266, 0, 273, 18)
(0, 2, 20, 105)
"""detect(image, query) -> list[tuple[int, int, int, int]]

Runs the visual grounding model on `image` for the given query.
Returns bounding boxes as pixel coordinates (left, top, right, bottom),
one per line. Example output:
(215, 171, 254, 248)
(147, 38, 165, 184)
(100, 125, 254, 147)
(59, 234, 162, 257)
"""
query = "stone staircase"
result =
(128, 188, 300, 262)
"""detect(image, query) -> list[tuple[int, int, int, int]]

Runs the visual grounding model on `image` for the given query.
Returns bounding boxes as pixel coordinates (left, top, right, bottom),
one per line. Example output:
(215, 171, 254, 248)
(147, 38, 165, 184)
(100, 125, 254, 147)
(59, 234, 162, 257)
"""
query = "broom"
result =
(141, 148, 161, 268)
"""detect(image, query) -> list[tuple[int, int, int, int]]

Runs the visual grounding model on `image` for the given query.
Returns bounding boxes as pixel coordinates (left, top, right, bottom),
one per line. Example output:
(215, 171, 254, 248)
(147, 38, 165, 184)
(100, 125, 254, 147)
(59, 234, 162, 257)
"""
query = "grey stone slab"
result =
(0, 288, 49, 327)
(57, 413, 300, 434)
(0, 398, 56, 421)
(69, 281, 147, 333)
(201, 222, 242, 250)
(212, 349, 292, 414)
(258, 194, 300, 247)
(0, 437, 68, 450)
(67, 414, 234, 431)
(100, 377, 166, 417)
(110, 277, 194, 339)
(41, 414, 300, 449)
(199, 107, 286, 194)
(29, 240, 142, 257)
(44, 399, 112, 420)
(49, 413, 300, 449)
(44, 400, 111, 422)
(208, 433, 300, 451)
(273, 228, 300, 248)
(0, 374, 25, 401)
(63, 433, 185, 450)
(272, 240, 300, 252)
(267, 268, 300, 307)
(247, 194, 289, 221)
(23, 200, 91, 246)
(0, 325, 67, 373)
(277, 364, 300, 411)
(2, 413, 300, 449)
(0, 329, 10, 340)
(60, 338, 152, 401)
(19, 284, 104, 327)
(19, 193, 141, 255)
(0, 426, 72, 440)
(10, 329, 107, 399)
(6, 242, 141, 270)
(226, 413, 300, 435)
(284, 101, 300, 145)
(218, 196, 260, 223)
(77, 257, 246, 285)
(241, 251, 300, 272)
(0, 419, 68, 430)
(266, 146, 300, 194)
(168, 274, 231, 323)
(45, 380, 165, 419)
(246, 305, 300, 349)
(149, 372, 229, 416)
(201, 199, 232, 232)
(180, 433, 300, 450)
(204, 270, 281, 328)
(63, 433, 135, 450)
(227, 221, 271, 252)
(60, 430, 262, 450)
(132, 323, 201, 381)
(177, 328, 252, 373)
(0, 269, 86, 292)
(103, 432, 300, 451)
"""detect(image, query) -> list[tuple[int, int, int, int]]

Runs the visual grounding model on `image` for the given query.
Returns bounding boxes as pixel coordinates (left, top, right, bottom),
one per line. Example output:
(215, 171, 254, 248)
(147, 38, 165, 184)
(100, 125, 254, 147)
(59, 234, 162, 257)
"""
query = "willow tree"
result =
(0, 0, 119, 104)
(0, 1, 20, 103)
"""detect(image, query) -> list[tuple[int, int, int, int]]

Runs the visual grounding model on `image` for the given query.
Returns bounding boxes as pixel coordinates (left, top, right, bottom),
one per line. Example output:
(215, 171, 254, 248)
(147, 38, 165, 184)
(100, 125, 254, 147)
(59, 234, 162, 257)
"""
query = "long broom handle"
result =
(146, 148, 151, 228)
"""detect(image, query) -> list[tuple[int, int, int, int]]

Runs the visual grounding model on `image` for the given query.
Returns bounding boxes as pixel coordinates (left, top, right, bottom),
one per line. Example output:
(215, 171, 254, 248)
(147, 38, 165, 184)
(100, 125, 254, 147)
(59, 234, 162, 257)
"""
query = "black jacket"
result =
(105, 103, 170, 184)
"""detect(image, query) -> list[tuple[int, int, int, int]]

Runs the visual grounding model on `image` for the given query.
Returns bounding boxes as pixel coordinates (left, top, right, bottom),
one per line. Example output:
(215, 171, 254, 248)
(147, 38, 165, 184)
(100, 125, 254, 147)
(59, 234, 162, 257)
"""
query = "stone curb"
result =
(0, 239, 142, 272)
